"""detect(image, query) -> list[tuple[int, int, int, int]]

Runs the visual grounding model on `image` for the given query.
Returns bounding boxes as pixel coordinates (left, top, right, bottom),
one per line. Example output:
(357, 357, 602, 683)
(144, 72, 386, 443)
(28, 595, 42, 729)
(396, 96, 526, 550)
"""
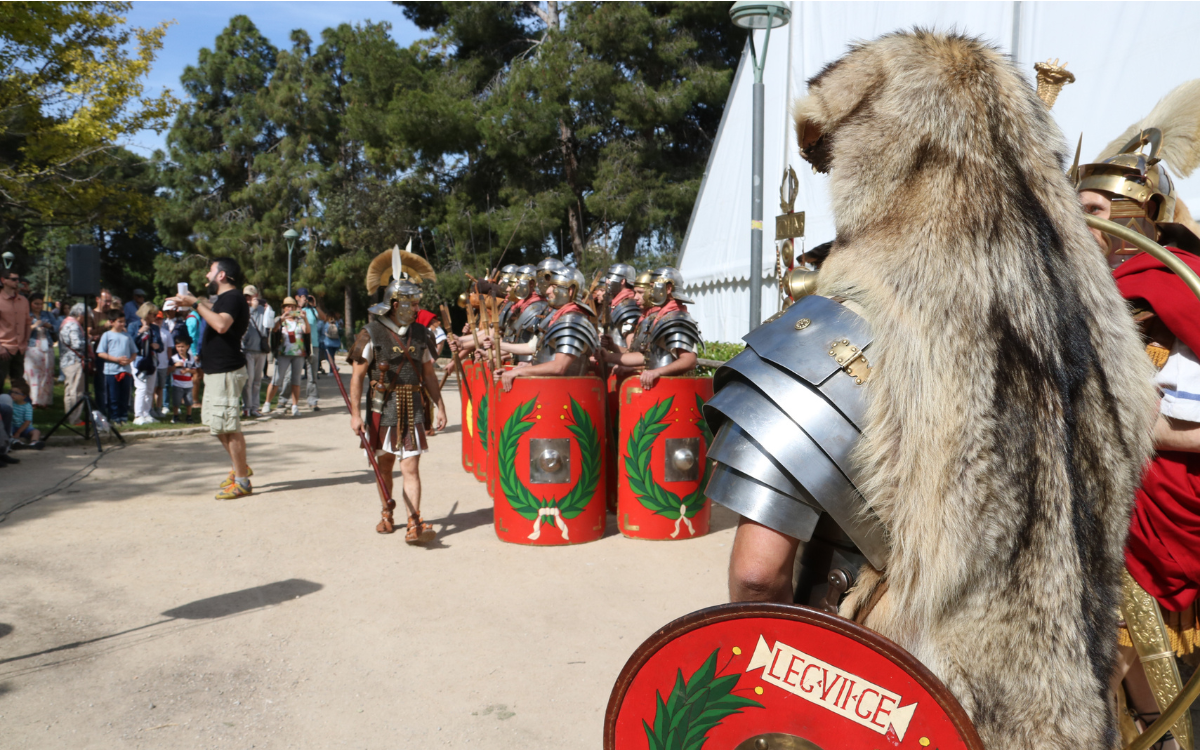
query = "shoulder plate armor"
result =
(511, 299, 549, 363)
(610, 298, 643, 335)
(702, 294, 888, 569)
(535, 311, 599, 374)
(644, 309, 702, 368)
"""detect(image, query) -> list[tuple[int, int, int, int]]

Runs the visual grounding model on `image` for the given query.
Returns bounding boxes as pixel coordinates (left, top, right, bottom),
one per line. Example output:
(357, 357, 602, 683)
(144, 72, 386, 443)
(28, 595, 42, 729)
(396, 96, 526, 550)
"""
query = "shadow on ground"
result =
(0, 579, 323, 667)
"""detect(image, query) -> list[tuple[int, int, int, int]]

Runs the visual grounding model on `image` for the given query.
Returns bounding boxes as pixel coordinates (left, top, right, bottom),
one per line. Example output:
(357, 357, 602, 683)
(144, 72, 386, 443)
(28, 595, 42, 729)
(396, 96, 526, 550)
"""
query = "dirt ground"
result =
(0, 361, 738, 749)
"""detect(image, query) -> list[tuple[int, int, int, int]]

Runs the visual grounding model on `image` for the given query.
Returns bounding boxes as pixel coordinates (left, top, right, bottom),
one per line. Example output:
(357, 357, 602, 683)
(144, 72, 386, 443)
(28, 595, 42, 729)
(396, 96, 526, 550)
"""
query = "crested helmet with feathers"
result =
(365, 240, 435, 317)
(1075, 78, 1200, 250)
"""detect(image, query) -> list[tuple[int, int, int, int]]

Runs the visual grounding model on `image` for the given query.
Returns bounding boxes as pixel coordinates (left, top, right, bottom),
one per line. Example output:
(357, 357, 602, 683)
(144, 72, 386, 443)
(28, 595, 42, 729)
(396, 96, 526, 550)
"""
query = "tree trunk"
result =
(558, 117, 587, 259)
(344, 283, 352, 343)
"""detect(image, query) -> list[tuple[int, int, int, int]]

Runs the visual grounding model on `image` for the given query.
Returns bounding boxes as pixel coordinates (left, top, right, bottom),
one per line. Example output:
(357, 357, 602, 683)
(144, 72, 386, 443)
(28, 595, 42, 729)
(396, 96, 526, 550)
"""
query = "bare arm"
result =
(1154, 415, 1200, 453)
(500, 341, 536, 356)
(349, 359, 369, 435)
(173, 294, 235, 334)
(497, 352, 574, 391)
(729, 518, 800, 603)
(423, 358, 448, 432)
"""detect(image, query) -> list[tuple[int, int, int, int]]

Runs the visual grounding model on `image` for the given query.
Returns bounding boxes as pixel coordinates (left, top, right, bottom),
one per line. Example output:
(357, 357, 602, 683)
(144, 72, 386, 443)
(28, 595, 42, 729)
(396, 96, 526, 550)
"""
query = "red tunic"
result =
(1114, 248, 1200, 611)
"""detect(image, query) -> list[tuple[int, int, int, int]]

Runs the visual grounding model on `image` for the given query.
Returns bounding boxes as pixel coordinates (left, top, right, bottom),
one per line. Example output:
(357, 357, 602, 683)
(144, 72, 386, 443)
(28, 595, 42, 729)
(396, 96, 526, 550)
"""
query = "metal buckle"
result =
(828, 339, 871, 385)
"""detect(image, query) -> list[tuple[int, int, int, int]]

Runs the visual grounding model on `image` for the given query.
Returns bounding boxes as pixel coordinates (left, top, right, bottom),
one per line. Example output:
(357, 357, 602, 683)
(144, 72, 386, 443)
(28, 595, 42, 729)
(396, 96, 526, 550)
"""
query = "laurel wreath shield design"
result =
(642, 648, 764, 750)
(624, 394, 713, 535)
(498, 396, 600, 539)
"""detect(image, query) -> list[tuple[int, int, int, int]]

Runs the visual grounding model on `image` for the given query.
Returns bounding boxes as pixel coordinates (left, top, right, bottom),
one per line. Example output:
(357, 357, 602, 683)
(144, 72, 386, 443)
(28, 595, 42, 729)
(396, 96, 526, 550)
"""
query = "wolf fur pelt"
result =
(793, 30, 1157, 749)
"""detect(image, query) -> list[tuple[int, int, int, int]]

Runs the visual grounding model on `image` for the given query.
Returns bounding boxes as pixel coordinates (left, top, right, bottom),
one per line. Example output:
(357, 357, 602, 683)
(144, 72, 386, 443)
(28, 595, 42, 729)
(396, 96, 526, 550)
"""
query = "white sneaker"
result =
(290, 404, 299, 417)
(261, 403, 273, 415)
(133, 416, 150, 426)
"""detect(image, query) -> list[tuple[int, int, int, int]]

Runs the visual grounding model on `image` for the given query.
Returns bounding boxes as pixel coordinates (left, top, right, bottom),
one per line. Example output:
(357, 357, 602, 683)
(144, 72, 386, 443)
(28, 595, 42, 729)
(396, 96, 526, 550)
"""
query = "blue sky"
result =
(121, 1, 429, 157)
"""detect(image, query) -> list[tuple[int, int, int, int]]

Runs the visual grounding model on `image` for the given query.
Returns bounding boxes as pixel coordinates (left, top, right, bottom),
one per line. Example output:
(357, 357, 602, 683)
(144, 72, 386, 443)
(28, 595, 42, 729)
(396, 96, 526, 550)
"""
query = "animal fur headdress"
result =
(795, 30, 1156, 749)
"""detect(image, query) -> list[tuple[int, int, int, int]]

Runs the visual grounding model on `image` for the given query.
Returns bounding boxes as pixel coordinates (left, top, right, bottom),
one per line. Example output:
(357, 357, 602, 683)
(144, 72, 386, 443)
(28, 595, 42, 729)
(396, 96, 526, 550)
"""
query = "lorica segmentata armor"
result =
(702, 295, 889, 571)
(534, 310, 599, 376)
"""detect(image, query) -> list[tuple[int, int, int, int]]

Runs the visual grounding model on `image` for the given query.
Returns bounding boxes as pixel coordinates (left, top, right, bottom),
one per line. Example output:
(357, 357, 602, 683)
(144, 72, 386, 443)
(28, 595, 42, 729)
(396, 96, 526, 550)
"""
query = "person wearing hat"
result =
(263, 296, 309, 417)
(241, 284, 269, 418)
(293, 286, 325, 410)
(124, 288, 146, 330)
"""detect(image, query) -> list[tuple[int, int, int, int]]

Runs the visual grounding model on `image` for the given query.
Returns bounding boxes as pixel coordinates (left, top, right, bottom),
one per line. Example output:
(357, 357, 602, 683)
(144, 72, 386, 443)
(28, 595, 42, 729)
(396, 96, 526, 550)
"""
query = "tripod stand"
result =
(42, 295, 124, 452)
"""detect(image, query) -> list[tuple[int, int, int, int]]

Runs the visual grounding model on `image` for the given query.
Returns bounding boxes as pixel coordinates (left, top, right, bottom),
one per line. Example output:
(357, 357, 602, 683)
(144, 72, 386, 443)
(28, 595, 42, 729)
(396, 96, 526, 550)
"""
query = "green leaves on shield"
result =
(642, 648, 763, 750)
(625, 395, 713, 519)
(477, 392, 489, 451)
(497, 396, 600, 524)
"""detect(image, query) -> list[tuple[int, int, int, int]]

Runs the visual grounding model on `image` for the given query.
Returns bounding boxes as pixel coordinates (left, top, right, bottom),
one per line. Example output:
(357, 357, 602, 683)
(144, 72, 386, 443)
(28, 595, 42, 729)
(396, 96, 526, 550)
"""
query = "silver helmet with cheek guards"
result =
(369, 278, 423, 325)
(602, 263, 637, 297)
(646, 266, 692, 307)
(509, 264, 538, 300)
(535, 257, 568, 296)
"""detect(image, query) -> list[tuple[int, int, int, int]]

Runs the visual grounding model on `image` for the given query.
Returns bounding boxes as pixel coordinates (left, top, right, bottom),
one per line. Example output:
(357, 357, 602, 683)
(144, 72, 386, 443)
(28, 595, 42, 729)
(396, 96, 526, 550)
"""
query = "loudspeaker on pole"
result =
(66, 244, 101, 296)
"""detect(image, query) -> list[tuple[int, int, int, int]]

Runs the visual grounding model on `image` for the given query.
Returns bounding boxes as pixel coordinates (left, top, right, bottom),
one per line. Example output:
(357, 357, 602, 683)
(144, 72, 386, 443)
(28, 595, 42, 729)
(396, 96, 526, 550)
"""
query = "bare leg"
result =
(376, 453, 396, 504)
(290, 384, 301, 407)
(263, 384, 277, 407)
(1116, 644, 1181, 749)
(399, 455, 422, 516)
(217, 432, 249, 478)
(728, 517, 800, 603)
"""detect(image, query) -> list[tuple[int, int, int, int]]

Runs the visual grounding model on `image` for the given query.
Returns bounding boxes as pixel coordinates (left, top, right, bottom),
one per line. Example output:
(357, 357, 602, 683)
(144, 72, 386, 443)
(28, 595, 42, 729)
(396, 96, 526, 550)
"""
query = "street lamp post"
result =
(730, 0, 790, 331)
(283, 228, 300, 297)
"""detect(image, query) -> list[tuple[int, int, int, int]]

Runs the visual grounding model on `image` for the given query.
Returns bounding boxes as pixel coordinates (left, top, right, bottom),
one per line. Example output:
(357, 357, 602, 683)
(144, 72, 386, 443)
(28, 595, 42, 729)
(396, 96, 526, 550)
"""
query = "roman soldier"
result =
(497, 264, 599, 390)
(347, 271, 448, 543)
(605, 267, 702, 390)
(596, 263, 641, 350)
(1075, 82, 1200, 747)
(494, 264, 520, 343)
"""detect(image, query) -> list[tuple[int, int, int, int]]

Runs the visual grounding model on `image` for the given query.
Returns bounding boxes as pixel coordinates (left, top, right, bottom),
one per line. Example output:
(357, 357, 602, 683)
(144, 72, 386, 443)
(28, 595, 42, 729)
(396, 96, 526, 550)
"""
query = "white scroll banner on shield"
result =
(745, 635, 918, 741)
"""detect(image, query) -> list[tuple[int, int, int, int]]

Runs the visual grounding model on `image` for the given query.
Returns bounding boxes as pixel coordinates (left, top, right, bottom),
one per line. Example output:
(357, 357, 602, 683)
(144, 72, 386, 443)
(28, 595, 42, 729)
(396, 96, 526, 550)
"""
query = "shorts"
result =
(170, 384, 194, 410)
(17, 424, 35, 439)
(200, 367, 248, 435)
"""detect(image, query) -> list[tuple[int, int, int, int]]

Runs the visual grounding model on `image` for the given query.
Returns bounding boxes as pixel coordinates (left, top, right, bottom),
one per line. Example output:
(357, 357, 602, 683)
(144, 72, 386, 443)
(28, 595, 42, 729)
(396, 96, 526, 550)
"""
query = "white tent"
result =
(678, 1, 1200, 343)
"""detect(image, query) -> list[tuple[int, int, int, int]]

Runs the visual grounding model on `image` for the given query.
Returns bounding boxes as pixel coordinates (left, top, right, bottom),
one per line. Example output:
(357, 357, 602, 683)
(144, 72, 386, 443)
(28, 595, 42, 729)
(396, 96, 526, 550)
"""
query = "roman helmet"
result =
(535, 257, 568, 296)
(1075, 79, 1200, 256)
(498, 264, 519, 293)
(365, 239, 436, 318)
(646, 267, 694, 307)
(1076, 129, 1176, 254)
(539, 265, 594, 311)
(509, 264, 538, 301)
(601, 263, 637, 297)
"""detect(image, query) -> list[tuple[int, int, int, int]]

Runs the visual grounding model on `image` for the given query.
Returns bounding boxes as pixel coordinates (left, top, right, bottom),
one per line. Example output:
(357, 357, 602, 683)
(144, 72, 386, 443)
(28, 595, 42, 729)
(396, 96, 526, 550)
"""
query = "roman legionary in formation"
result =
(347, 273, 448, 542)
(605, 267, 702, 390)
(497, 264, 599, 390)
(1074, 81, 1200, 746)
(498, 264, 548, 363)
(597, 263, 641, 350)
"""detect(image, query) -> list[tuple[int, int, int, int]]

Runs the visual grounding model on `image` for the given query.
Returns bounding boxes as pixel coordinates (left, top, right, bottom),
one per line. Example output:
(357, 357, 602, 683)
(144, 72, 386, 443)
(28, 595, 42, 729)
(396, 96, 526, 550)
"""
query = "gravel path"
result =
(0, 361, 736, 749)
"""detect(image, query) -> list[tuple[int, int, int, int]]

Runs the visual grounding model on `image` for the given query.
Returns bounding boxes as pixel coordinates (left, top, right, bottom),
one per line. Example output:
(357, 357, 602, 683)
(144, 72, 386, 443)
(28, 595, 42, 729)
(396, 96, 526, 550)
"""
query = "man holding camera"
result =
(172, 258, 252, 500)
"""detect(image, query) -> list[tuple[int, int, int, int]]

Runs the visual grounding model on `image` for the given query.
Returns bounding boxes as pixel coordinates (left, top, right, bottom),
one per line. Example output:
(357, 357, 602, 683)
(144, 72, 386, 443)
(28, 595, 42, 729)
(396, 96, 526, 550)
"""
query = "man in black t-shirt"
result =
(171, 257, 253, 500)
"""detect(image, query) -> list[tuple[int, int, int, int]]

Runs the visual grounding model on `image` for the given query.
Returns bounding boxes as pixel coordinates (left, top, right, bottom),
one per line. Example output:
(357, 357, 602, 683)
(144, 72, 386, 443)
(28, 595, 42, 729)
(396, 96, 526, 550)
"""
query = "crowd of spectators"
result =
(0, 267, 347, 470)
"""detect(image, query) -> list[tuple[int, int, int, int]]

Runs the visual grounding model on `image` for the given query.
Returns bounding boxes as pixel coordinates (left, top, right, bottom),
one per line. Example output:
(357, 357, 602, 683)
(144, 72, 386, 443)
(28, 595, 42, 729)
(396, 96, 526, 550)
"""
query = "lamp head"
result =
(1, 251, 13, 269)
(729, 0, 791, 29)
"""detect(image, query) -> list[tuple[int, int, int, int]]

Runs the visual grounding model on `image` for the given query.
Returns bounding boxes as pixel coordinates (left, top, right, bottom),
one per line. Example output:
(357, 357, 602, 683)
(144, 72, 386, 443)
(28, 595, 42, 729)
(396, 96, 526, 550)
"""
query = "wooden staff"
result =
(489, 294, 503, 371)
(323, 349, 418, 534)
(439, 304, 471, 401)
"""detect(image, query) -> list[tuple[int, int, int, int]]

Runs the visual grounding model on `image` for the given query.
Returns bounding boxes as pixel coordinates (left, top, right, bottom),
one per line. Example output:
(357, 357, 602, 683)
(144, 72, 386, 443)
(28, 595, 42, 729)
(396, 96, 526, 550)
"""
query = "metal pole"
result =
(287, 246, 293, 297)
(750, 78, 764, 330)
